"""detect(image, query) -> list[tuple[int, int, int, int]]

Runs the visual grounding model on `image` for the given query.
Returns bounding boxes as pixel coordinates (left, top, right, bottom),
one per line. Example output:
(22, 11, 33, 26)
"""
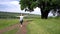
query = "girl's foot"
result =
(21, 25, 22, 27)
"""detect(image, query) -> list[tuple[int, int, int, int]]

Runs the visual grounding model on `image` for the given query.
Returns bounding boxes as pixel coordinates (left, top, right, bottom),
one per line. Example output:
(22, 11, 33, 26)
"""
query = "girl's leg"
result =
(20, 20, 23, 27)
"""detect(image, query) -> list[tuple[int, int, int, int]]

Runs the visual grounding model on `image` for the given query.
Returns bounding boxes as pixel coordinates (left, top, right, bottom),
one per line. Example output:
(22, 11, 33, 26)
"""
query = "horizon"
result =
(0, 0, 41, 15)
(0, 0, 54, 16)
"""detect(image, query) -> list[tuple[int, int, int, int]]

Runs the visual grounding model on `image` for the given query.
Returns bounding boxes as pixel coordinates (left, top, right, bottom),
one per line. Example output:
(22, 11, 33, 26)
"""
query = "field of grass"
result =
(0, 19, 19, 30)
(3, 28, 18, 34)
(0, 15, 60, 34)
(27, 17, 60, 34)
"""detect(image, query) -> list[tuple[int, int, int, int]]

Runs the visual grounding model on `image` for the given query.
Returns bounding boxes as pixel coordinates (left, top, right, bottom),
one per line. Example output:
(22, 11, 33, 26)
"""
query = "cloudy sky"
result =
(0, 0, 41, 15)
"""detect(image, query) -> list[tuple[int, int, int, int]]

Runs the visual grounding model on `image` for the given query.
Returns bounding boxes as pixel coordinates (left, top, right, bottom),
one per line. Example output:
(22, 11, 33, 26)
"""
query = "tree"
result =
(57, 9, 60, 16)
(19, 0, 60, 19)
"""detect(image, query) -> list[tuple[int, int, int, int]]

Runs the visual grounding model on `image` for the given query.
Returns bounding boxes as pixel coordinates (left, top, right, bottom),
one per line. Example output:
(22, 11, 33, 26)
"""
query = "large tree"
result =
(19, 0, 60, 19)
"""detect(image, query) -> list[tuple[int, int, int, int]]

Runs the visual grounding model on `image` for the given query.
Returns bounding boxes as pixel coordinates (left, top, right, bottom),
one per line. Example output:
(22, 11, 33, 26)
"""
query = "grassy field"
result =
(0, 16, 60, 34)
(27, 17, 60, 34)
(3, 28, 18, 34)
(0, 19, 19, 30)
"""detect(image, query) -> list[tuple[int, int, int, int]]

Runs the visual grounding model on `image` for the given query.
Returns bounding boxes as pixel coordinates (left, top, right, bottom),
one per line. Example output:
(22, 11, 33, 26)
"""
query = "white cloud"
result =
(0, 1, 20, 12)
(0, 0, 19, 2)
(30, 7, 41, 15)
(0, 0, 41, 15)
(10, 1, 19, 5)
(0, 0, 52, 16)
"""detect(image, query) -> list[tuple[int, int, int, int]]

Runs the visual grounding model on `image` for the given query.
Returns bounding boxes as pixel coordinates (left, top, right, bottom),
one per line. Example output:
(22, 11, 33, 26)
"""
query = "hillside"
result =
(0, 11, 40, 19)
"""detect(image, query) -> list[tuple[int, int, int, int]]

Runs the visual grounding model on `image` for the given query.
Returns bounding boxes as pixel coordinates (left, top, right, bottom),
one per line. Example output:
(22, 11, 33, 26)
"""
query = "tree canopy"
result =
(19, 0, 60, 10)
(19, 0, 60, 19)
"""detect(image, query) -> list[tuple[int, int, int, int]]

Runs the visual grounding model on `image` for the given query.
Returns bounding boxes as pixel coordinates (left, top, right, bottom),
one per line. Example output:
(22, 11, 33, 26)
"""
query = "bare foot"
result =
(21, 25, 22, 27)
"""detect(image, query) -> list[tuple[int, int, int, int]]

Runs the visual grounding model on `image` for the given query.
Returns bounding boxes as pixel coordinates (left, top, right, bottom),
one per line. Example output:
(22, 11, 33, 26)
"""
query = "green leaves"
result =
(19, 0, 28, 10)
(19, 0, 37, 11)
(19, 0, 60, 11)
(31, 2, 38, 9)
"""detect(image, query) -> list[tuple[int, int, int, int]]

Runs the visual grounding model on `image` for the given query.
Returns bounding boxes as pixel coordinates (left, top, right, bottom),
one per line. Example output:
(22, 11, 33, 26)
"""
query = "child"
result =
(20, 14, 24, 27)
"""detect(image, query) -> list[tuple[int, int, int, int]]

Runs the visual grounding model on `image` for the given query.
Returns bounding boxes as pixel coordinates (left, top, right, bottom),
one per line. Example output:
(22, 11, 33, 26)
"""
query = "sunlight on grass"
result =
(0, 19, 19, 30)
(27, 17, 60, 34)
(3, 28, 18, 34)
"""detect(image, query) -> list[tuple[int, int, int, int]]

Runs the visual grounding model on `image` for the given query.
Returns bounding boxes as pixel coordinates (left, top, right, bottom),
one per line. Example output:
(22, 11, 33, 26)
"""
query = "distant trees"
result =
(19, 0, 60, 19)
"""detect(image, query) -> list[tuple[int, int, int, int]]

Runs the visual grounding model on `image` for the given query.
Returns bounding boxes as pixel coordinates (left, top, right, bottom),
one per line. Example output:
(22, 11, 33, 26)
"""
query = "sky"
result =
(0, 0, 54, 16)
(0, 0, 41, 15)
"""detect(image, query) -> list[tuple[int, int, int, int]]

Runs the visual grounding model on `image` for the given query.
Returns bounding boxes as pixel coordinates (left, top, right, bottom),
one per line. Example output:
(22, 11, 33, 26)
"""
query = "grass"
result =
(0, 17, 60, 34)
(0, 19, 19, 30)
(27, 17, 60, 34)
(3, 28, 18, 34)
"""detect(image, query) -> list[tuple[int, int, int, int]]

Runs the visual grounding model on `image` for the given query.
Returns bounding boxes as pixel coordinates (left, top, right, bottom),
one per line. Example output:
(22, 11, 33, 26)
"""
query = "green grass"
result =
(3, 28, 18, 34)
(0, 19, 19, 30)
(0, 17, 60, 34)
(27, 17, 60, 34)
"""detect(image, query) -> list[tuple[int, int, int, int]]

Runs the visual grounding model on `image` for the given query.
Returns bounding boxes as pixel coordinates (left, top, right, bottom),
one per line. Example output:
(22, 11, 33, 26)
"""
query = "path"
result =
(0, 21, 29, 34)
(16, 21, 28, 34)
(0, 24, 19, 34)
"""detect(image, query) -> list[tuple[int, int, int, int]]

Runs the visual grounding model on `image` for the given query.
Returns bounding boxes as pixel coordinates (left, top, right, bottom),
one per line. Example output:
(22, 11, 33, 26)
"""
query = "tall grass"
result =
(27, 17, 60, 34)
(0, 19, 19, 30)
(3, 28, 18, 34)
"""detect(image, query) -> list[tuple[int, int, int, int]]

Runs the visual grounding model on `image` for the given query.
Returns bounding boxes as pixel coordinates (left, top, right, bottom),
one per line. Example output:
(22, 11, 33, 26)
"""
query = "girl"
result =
(20, 14, 24, 27)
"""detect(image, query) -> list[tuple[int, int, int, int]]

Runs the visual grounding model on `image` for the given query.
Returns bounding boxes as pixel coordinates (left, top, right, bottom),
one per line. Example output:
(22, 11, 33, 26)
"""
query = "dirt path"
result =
(16, 21, 29, 34)
(0, 21, 29, 34)
(0, 24, 19, 34)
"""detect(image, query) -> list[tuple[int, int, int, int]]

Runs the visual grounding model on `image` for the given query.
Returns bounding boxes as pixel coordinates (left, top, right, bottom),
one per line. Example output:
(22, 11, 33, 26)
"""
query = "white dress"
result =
(20, 16, 24, 21)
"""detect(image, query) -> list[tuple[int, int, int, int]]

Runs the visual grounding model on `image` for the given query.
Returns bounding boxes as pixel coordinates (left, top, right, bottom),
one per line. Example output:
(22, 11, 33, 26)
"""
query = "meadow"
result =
(2, 28, 18, 34)
(0, 19, 19, 30)
(0, 17, 60, 34)
(0, 12, 60, 34)
(27, 17, 60, 34)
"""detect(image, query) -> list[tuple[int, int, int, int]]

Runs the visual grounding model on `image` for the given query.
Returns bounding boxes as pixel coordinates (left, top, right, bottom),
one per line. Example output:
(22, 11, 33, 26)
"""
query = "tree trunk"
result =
(44, 10, 49, 19)
(41, 9, 50, 19)
(41, 10, 45, 19)
(57, 10, 60, 16)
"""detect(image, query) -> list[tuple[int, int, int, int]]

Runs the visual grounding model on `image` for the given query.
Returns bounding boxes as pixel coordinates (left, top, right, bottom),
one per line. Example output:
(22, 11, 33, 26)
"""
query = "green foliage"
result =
(19, 0, 60, 10)
(19, 0, 37, 11)
(31, 2, 38, 8)
(19, 0, 60, 19)
(0, 12, 20, 19)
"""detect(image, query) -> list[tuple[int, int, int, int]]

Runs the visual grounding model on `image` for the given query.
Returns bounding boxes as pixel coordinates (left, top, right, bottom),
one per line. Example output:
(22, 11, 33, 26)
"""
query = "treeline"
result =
(0, 12, 20, 19)
(0, 11, 40, 19)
